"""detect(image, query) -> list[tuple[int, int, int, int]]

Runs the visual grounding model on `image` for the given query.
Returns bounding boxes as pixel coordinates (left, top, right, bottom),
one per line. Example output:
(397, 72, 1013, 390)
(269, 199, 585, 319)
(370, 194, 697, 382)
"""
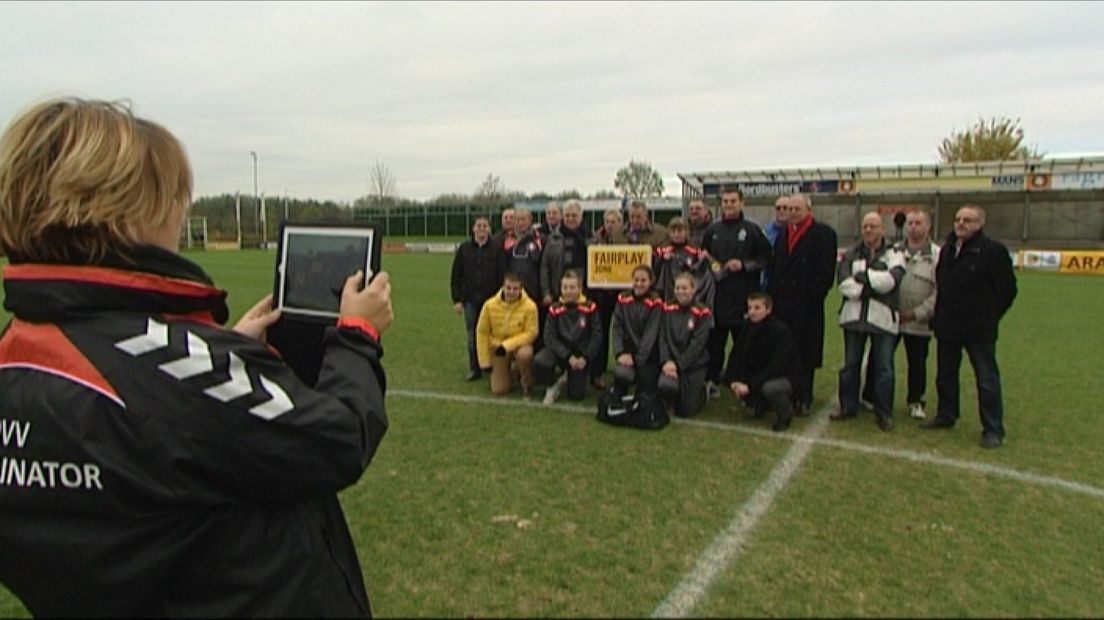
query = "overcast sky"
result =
(3, 1, 1103, 202)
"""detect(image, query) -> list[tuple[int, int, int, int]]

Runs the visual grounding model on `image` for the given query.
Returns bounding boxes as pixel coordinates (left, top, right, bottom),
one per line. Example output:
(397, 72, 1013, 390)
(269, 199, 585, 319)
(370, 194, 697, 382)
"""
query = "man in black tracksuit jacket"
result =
(700, 190, 772, 392)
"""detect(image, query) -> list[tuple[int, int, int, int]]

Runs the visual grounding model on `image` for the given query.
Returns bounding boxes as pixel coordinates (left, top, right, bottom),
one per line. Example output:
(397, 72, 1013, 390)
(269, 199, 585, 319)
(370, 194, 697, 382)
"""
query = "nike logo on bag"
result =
(115, 318, 294, 420)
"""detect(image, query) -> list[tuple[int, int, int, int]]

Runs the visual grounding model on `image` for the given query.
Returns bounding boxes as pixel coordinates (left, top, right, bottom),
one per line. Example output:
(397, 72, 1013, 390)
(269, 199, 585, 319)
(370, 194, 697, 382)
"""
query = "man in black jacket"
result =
(724, 292, 804, 432)
(451, 216, 504, 380)
(923, 205, 1017, 448)
(700, 188, 773, 400)
(0, 97, 392, 617)
(766, 193, 839, 413)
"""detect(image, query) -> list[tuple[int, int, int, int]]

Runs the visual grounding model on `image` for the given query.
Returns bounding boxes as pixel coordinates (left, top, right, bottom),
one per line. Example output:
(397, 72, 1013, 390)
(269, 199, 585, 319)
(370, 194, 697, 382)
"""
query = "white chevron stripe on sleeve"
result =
(250, 375, 293, 420)
(115, 318, 169, 356)
(204, 352, 253, 402)
(158, 331, 214, 380)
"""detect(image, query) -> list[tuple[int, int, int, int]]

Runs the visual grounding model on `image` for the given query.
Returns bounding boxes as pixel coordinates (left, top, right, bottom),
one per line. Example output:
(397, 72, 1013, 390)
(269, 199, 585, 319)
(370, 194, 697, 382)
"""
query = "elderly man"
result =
(541, 201, 563, 237)
(700, 188, 772, 399)
(541, 200, 591, 306)
(833, 212, 906, 431)
(687, 198, 714, 247)
(492, 207, 516, 249)
(612, 200, 668, 248)
(766, 193, 839, 414)
(501, 207, 544, 307)
(924, 205, 1017, 448)
(761, 196, 792, 290)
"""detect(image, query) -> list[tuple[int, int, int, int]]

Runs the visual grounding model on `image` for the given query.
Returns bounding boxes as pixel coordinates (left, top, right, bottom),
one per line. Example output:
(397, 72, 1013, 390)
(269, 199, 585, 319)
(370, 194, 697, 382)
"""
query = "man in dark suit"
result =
(765, 193, 839, 413)
(923, 204, 1017, 448)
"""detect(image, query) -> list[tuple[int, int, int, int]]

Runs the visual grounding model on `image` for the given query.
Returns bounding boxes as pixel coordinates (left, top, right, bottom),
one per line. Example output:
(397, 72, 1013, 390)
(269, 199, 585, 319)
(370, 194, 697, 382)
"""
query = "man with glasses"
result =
(761, 197, 791, 290)
(923, 205, 1017, 448)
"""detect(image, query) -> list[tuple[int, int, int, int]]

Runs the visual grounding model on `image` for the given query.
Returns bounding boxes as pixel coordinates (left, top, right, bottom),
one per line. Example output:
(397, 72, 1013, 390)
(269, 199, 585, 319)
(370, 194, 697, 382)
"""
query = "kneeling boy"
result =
(723, 292, 803, 431)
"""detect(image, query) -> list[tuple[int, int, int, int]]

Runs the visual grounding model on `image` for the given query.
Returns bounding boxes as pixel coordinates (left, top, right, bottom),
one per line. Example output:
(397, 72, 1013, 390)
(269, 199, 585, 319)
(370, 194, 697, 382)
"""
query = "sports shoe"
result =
(542, 373, 567, 405)
(465, 370, 482, 381)
(909, 402, 926, 419)
(876, 416, 894, 432)
(981, 434, 1003, 449)
(705, 381, 721, 400)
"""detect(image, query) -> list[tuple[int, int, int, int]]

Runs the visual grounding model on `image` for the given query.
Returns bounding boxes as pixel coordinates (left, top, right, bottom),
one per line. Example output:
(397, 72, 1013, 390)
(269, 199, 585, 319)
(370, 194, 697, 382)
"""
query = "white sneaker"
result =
(705, 381, 721, 400)
(909, 402, 926, 419)
(543, 373, 567, 405)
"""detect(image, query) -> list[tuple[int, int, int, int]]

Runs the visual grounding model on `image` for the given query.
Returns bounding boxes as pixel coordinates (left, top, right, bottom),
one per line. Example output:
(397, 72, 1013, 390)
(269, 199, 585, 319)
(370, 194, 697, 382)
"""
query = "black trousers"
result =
(533, 348, 589, 400)
(706, 321, 743, 383)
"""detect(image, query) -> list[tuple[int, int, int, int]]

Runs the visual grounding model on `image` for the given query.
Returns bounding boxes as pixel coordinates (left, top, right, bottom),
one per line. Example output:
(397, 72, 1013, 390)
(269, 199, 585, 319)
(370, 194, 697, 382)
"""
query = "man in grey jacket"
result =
(894, 210, 940, 420)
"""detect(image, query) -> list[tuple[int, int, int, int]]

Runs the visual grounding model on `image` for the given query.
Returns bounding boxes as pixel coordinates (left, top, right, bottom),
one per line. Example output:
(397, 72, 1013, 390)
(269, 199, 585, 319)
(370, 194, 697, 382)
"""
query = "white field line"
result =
(650, 404, 832, 618)
(389, 388, 1104, 501)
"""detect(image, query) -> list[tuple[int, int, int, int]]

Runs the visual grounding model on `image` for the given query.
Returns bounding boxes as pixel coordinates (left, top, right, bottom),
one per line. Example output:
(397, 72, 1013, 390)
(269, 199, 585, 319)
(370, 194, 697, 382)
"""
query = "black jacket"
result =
(451, 236, 503, 305)
(659, 301, 713, 372)
(0, 247, 387, 617)
(501, 230, 543, 303)
(543, 296, 603, 361)
(932, 230, 1017, 343)
(766, 218, 838, 369)
(653, 242, 716, 308)
(700, 215, 773, 325)
(611, 290, 663, 365)
(723, 315, 804, 397)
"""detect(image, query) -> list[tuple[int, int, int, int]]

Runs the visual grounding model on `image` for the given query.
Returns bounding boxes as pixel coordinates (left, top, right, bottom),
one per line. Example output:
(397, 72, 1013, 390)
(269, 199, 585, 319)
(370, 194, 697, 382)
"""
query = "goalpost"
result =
(182, 216, 208, 250)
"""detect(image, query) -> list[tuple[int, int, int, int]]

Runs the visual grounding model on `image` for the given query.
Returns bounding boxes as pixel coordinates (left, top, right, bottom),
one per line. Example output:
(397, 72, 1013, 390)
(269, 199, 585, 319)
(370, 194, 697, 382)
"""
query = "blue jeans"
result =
(463, 301, 483, 373)
(936, 339, 1005, 439)
(839, 330, 896, 418)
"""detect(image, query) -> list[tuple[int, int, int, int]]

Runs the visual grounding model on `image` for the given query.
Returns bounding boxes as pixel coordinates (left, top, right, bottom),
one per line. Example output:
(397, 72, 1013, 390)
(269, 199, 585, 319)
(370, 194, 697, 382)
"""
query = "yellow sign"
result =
(587, 244, 653, 289)
(1059, 251, 1104, 275)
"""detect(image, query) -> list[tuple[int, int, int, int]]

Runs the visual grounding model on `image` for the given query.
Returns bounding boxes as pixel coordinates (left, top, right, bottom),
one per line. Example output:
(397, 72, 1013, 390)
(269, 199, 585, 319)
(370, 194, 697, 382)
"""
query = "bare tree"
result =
(368, 160, 398, 206)
(474, 173, 506, 204)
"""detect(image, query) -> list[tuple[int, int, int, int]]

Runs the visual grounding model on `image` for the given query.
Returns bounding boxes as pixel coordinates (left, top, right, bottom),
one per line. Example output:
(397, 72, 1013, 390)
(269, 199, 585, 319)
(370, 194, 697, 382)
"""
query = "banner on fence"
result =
(1059, 251, 1104, 275)
(587, 245, 653, 289)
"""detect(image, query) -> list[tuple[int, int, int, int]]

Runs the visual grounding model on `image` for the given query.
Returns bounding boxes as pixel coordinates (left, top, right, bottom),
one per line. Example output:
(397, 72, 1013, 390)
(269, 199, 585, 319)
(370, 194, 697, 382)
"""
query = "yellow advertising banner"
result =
(1059, 251, 1104, 275)
(587, 244, 653, 289)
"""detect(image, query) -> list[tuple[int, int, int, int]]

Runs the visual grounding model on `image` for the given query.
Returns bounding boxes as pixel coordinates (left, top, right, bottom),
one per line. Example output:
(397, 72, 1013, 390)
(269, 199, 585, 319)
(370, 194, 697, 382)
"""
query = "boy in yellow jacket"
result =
(477, 272, 539, 397)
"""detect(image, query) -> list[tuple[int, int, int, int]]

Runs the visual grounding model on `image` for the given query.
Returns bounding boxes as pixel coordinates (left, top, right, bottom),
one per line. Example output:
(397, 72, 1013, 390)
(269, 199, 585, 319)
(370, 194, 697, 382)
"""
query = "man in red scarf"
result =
(765, 193, 839, 414)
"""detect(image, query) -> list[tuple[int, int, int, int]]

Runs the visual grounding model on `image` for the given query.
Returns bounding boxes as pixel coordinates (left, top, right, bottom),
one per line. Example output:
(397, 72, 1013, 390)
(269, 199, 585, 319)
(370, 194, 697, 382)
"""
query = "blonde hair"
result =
(0, 97, 193, 262)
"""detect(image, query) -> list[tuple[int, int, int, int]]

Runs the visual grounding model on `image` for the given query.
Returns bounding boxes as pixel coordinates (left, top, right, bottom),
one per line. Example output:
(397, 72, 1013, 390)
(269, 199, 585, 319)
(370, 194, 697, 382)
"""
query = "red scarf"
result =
(787, 215, 814, 253)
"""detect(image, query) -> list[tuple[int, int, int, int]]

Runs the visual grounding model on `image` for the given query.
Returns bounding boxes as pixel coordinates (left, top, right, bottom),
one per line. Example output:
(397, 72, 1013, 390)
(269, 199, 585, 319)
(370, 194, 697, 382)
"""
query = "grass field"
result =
(2, 249, 1103, 617)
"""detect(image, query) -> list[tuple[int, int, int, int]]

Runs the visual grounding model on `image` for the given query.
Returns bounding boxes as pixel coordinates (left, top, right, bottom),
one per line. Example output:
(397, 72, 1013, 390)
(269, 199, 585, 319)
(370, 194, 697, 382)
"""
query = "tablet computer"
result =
(268, 221, 382, 384)
(273, 222, 381, 318)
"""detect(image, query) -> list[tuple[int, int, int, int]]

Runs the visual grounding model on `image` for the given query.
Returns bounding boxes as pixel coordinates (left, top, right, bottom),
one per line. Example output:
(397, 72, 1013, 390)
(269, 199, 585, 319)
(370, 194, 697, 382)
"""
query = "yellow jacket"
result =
(476, 287, 539, 369)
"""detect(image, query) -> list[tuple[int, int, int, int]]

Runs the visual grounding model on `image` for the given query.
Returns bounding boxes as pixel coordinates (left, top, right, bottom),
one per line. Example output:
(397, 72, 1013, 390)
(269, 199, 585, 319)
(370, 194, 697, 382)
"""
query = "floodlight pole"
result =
(251, 151, 259, 244)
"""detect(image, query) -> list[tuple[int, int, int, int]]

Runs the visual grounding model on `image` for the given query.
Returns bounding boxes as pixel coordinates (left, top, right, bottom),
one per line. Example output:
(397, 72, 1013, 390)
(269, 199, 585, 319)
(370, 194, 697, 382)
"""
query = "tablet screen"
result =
(276, 225, 377, 317)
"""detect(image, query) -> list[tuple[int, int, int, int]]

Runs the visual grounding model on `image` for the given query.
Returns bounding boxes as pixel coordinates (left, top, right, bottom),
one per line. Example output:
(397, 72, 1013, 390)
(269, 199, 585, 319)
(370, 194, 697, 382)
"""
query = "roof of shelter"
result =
(677, 154, 1104, 196)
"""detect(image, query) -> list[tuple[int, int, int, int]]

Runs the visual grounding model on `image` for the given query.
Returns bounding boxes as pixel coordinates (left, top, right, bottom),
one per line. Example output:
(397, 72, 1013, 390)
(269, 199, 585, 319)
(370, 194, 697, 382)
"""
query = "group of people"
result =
(832, 203, 1017, 448)
(452, 191, 824, 425)
(452, 191, 1018, 448)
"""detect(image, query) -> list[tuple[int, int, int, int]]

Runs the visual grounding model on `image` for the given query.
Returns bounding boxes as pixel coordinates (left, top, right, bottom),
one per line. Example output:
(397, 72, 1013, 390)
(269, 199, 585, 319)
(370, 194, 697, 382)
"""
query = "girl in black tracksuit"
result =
(534, 270, 603, 401)
(658, 272, 713, 417)
(611, 265, 663, 399)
